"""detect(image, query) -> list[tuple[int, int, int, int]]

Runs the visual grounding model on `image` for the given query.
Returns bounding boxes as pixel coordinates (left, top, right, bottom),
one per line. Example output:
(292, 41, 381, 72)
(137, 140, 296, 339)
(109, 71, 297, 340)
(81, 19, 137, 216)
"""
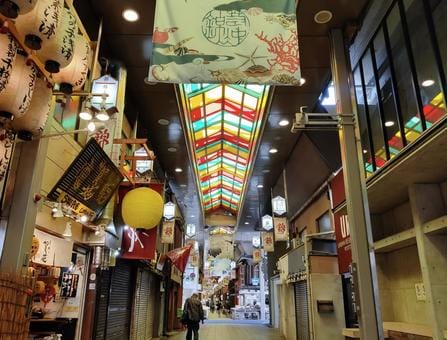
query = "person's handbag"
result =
(180, 309, 189, 324)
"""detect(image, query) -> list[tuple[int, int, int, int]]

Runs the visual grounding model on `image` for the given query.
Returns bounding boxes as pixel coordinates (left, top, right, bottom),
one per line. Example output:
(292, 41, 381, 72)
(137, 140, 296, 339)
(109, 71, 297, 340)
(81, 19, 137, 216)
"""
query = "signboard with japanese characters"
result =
(262, 232, 275, 252)
(32, 229, 73, 267)
(274, 217, 289, 241)
(121, 227, 157, 260)
(161, 220, 175, 244)
(190, 250, 200, 267)
(272, 196, 287, 215)
(253, 249, 262, 264)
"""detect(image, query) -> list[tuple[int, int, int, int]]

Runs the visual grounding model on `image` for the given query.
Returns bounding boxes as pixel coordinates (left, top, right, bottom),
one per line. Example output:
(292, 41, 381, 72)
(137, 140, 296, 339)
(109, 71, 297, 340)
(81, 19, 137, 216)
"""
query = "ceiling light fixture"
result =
(158, 118, 170, 126)
(96, 110, 110, 122)
(175, 168, 183, 173)
(422, 79, 435, 87)
(269, 148, 278, 154)
(363, 149, 368, 154)
(244, 222, 250, 225)
(79, 110, 92, 121)
(168, 147, 178, 152)
(122, 9, 139, 22)
(385, 121, 395, 127)
(279, 119, 290, 127)
(257, 184, 264, 188)
(262, 169, 270, 174)
(62, 222, 72, 238)
(314, 10, 333, 24)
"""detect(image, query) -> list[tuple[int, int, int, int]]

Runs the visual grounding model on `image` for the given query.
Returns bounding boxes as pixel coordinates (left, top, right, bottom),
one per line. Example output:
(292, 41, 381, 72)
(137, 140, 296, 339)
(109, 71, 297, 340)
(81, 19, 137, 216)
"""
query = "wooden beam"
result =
(113, 138, 148, 145)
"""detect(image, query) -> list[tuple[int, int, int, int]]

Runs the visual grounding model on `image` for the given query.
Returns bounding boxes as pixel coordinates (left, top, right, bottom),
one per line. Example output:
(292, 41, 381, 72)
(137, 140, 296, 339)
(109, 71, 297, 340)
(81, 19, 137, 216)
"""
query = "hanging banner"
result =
(171, 265, 182, 284)
(262, 232, 274, 252)
(121, 227, 157, 260)
(32, 229, 73, 267)
(274, 217, 289, 241)
(190, 250, 200, 267)
(149, 0, 300, 85)
(161, 220, 175, 244)
(166, 245, 193, 273)
(253, 249, 262, 264)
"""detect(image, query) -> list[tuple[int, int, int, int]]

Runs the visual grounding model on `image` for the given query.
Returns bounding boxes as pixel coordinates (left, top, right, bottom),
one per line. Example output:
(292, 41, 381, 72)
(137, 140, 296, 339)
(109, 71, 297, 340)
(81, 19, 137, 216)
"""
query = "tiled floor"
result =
(168, 323, 284, 340)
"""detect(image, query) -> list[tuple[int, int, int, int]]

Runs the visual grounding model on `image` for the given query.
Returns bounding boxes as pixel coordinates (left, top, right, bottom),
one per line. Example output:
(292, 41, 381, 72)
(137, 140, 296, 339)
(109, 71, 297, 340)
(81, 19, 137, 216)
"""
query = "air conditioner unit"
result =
(291, 106, 339, 133)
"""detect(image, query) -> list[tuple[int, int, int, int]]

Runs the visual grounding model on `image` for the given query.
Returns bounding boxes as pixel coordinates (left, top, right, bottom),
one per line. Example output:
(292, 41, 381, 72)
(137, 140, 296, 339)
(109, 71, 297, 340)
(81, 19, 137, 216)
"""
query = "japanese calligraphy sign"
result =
(121, 227, 157, 260)
(161, 220, 175, 244)
(33, 229, 73, 267)
(262, 232, 274, 252)
(274, 217, 289, 241)
(48, 138, 123, 219)
(150, 0, 301, 85)
(190, 250, 200, 267)
(253, 248, 262, 264)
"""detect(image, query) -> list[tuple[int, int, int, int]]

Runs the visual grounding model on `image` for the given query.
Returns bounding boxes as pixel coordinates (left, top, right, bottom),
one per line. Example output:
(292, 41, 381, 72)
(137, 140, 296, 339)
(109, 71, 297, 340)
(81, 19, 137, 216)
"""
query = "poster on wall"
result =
(32, 229, 73, 267)
(149, 0, 301, 85)
(274, 217, 289, 241)
(262, 232, 274, 252)
(161, 220, 175, 244)
(60, 252, 86, 318)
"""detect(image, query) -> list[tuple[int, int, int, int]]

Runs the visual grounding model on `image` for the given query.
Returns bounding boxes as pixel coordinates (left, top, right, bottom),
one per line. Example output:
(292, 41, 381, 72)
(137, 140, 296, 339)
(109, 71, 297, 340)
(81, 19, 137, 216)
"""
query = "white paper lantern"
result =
(53, 33, 91, 94)
(15, 0, 64, 50)
(0, 0, 38, 18)
(10, 76, 52, 139)
(0, 53, 37, 120)
(0, 33, 18, 93)
(37, 7, 77, 73)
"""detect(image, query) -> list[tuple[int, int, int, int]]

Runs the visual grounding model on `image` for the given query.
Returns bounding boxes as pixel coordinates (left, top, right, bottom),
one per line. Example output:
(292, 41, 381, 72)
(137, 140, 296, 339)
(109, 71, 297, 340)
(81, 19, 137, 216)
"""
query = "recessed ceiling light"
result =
(385, 121, 395, 127)
(279, 119, 289, 127)
(299, 78, 306, 86)
(314, 10, 333, 24)
(168, 147, 178, 152)
(262, 169, 271, 174)
(269, 148, 278, 154)
(422, 79, 435, 87)
(158, 119, 170, 126)
(180, 184, 187, 188)
(123, 9, 139, 22)
(244, 222, 250, 225)
(175, 168, 183, 173)
(257, 184, 264, 188)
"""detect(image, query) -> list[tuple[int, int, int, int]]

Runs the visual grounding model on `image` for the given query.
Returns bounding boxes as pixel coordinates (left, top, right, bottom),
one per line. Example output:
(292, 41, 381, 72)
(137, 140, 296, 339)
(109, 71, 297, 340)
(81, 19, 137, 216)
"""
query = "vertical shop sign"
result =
(161, 220, 175, 244)
(253, 249, 262, 264)
(334, 212, 352, 273)
(121, 227, 157, 260)
(190, 251, 200, 267)
(274, 217, 289, 241)
(262, 232, 275, 252)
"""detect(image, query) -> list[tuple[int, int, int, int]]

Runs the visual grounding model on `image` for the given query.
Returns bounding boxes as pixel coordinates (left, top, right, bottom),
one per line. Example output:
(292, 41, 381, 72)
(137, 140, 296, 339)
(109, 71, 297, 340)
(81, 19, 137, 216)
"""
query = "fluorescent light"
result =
(123, 9, 139, 22)
(385, 121, 395, 127)
(87, 122, 96, 132)
(79, 110, 92, 121)
(269, 148, 278, 154)
(244, 222, 249, 225)
(422, 79, 435, 87)
(175, 168, 183, 173)
(257, 184, 264, 188)
(279, 119, 289, 127)
(96, 111, 110, 121)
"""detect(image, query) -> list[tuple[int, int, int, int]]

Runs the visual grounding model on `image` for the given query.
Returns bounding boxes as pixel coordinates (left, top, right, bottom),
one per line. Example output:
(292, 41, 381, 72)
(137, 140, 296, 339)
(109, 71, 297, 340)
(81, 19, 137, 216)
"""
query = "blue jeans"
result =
(186, 321, 200, 340)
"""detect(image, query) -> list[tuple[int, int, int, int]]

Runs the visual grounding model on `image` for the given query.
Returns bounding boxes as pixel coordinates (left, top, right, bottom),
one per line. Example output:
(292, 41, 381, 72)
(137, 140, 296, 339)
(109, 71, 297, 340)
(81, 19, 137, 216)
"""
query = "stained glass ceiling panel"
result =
(180, 84, 270, 215)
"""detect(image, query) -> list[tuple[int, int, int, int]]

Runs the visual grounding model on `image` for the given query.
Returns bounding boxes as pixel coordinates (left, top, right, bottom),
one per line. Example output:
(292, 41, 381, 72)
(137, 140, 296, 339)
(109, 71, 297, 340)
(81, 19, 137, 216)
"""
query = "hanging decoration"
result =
(161, 220, 175, 244)
(0, 33, 18, 94)
(52, 33, 91, 94)
(0, 0, 38, 18)
(0, 54, 37, 120)
(274, 217, 289, 241)
(166, 244, 193, 273)
(37, 7, 77, 73)
(10, 75, 52, 139)
(272, 196, 287, 215)
(15, 0, 64, 50)
(253, 248, 262, 264)
(262, 214, 274, 231)
(121, 227, 157, 260)
(262, 232, 274, 252)
(163, 201, 176, 220)
(149, 0, 300, 85)
(121, 187, 163, 229)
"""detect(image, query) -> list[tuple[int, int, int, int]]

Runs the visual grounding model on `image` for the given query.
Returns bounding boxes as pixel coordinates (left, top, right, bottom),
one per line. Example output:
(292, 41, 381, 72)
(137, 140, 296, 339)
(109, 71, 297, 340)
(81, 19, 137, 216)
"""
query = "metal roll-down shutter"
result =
(295, 281, 309, 340)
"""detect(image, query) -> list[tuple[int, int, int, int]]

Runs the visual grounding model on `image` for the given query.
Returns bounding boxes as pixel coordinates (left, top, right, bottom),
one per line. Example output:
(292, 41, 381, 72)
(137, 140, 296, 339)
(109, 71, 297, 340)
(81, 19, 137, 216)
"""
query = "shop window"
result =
(403, 0, 446, 126)
(316, 211, 332, 233)
(386, 4, 424, 143)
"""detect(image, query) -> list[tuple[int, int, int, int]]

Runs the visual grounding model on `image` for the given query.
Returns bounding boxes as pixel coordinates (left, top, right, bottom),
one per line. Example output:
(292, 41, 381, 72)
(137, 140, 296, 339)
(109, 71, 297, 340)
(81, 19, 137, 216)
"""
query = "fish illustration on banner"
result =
(149, 0, 300, 85)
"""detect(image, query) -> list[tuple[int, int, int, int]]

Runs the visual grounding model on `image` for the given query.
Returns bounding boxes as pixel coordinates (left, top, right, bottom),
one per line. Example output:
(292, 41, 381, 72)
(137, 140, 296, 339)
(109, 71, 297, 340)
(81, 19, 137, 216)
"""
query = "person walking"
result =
(183, 293, 204, 340)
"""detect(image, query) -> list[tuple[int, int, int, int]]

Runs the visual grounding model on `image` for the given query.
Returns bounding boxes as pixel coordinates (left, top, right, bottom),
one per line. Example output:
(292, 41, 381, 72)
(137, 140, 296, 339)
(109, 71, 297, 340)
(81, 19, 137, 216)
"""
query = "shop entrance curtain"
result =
(149, 0, 300, 85)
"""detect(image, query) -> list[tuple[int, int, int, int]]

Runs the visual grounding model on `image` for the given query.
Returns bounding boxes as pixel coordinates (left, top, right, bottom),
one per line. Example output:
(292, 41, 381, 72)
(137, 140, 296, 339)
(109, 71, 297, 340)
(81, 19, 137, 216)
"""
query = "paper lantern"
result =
(121, 187, 163, 229)
(15, 0, 63, 50)
(0, 33, 18, 93)
(0, 54, 37, 120)
(10, 76, 52, 139)
(0, 0, 37, 18)
(53, 33, 91, 94)
(37, 7, 77, 73)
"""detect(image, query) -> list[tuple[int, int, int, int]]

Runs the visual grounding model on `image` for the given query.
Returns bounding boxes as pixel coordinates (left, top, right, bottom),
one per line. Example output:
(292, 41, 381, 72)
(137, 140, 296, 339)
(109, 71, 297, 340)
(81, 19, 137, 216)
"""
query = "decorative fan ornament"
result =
(37, 7, 77, 73)
(53, 33, 91, 94)
(0, 32, 18, 93)
(0, 0, 38, 18)
(0, 53, 37, 120)
(15, 0, 64, 50)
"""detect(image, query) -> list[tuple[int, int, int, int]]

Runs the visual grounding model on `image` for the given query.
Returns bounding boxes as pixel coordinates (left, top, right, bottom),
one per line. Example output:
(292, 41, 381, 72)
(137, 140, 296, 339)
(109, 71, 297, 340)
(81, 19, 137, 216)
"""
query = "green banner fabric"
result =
(149, 0, 301, 85)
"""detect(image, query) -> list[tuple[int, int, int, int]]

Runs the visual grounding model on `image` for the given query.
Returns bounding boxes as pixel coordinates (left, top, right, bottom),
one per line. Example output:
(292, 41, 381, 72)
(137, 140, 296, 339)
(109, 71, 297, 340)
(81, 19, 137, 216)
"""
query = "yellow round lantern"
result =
(121, 187, 163, 229)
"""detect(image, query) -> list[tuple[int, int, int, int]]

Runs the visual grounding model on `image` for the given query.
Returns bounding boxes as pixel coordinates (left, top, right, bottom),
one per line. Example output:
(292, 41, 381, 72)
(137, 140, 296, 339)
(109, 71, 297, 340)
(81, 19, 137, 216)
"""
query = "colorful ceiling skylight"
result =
(179, 84, 270, 214)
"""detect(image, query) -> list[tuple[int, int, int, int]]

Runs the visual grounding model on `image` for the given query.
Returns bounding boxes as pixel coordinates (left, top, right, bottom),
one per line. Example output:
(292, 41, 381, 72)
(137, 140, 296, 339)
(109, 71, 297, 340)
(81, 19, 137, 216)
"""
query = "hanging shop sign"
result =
(121, 227, 157, 260)
(161, 220, 175, 244)
(274, 217, 289, 241)
(171, 265, 182, 284)
(262, 232, 274, 252)
(91, 75, 119, 113)
(262, 214, 274, 231)
(253, 249, 262, 264)
(163, 202, 176, 220)
(32, 229, 73, 267)
(252, 235, 261, 248)
(190, 251, 200, 267)
(272, 196, 287, 216)
(186, 223, 196, 238)
(48, 138, 123, 219)
(149, 0, 300, 85)
(166, 245, 193, 273)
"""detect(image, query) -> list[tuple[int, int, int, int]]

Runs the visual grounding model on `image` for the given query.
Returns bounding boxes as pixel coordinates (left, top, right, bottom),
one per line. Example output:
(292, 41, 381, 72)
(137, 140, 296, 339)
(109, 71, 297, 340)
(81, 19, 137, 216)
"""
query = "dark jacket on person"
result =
(184, 297, 204, 323)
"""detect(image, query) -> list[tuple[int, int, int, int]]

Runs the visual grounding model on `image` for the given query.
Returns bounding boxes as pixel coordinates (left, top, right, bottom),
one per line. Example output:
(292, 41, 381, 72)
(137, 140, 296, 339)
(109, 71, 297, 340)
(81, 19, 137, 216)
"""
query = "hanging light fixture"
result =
(79, 97, 93, 121)
(51, 202, 64, 218)
(62, 222, 72, 238)
(95, 94, 110, 121)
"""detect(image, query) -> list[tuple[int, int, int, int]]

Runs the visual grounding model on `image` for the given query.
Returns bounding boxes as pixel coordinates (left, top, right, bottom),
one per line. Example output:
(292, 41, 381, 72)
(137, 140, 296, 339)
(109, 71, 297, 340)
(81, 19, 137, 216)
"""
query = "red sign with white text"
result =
(121, 227, 157, 260)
